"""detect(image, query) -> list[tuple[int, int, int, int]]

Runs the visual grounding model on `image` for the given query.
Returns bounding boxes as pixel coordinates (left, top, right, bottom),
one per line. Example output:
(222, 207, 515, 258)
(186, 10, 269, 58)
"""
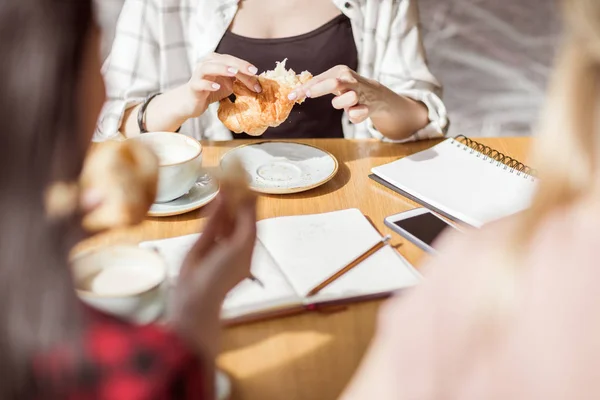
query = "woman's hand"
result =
(170, 190, 257, 356)
(180, 191, 257, 293)
(288, 65, 429, 140)
(289, 65, 380, 124)
(183, 53, 263, 118)
(122, 54, 263, 136)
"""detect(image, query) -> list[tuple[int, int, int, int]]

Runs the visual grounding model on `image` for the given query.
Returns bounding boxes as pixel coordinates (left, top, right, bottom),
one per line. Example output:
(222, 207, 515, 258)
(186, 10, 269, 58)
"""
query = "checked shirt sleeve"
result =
(32, 309, 209, 399)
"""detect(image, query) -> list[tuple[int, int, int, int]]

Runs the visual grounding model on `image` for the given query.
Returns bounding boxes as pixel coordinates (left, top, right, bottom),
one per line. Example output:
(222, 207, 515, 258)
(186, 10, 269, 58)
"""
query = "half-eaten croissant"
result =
(218, 59, 312, 136)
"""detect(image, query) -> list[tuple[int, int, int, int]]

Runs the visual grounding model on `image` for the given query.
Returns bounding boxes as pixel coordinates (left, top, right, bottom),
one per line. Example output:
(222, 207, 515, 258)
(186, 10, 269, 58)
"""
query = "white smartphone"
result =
(384, 208, 460, 254)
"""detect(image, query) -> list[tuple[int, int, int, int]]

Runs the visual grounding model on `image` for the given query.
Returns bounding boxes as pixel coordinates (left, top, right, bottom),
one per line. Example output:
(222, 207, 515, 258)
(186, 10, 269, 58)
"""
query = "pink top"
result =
(342, 202, 600, 399)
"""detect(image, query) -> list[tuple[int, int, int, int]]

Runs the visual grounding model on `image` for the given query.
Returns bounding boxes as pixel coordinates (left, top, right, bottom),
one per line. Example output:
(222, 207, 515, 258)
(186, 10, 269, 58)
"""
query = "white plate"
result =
(220, 142, 339, 194)
(148, 177, 219, 217)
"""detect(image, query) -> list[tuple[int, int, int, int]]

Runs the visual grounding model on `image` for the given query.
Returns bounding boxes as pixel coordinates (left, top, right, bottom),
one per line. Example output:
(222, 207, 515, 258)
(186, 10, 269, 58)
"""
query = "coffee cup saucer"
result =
(148, 176, 219, 217)
(220, 141, 338, 194)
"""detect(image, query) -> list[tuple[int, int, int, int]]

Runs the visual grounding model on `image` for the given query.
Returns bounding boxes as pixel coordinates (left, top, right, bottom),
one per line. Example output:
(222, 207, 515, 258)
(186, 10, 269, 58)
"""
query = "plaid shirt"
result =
(97, 0, 448, 143)
(33, 308, 207, 399)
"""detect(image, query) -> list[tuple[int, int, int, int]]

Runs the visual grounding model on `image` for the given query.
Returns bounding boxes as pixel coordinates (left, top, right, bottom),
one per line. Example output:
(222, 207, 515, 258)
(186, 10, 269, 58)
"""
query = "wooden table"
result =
(80, 137, 531, 400)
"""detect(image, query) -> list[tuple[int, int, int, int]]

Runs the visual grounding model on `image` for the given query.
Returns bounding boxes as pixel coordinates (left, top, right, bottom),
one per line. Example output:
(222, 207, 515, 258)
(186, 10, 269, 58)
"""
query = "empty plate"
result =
(220, 142, 338, 194)
(148, 178, 219, 217)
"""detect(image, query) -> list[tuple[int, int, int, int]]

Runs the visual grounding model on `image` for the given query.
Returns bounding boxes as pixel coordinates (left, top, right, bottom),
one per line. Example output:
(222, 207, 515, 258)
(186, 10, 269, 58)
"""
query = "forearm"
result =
(120, 85, 197, 138)
(370, 85, 430, 141)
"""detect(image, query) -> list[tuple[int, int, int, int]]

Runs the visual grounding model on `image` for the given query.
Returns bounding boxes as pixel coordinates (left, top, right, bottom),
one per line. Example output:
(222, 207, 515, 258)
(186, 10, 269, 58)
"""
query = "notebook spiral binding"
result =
(454, 135, 537, 181)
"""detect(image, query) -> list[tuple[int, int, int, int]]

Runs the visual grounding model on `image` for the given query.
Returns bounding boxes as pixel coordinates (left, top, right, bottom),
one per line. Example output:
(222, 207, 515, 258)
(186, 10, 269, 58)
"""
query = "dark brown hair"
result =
(0, 0, 93, 396)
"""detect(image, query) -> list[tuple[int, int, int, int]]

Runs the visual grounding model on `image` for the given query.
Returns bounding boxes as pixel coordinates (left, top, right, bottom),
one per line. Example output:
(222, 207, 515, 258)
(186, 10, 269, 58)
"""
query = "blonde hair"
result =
(475, 0, 600, 332)
(521, 0, 600, 239)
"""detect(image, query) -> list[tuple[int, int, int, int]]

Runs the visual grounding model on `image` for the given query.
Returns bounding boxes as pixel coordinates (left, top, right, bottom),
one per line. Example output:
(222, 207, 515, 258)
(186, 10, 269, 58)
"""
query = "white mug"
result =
(128, 132, 203, 203)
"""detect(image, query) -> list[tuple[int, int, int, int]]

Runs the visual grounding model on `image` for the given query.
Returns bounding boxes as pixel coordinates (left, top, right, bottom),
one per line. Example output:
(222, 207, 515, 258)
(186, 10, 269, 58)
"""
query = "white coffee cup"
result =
(71, 245, 168, 324)
(128, 132, 203, 203)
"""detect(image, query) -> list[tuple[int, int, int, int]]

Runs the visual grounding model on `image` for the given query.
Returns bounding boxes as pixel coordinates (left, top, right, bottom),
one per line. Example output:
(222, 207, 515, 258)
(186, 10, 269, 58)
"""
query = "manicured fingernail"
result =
(212, 83, 221, 89)
(248, 66, 258, 75)
(305, 90, 311, 98)
(254, 84, 262, 93)
(288, 91, 297, 100)
(227, 67, 238, 75)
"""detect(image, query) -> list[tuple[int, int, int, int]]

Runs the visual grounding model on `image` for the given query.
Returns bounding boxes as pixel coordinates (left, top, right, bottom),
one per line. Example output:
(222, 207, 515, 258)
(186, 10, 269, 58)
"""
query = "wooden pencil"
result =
(306, 235, 392, 297)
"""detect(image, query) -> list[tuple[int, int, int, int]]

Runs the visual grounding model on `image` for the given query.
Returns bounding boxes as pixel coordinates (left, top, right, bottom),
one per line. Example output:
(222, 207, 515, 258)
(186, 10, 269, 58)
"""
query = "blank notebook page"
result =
(372, 138, 537, 227)
(257, 208, 420, 299)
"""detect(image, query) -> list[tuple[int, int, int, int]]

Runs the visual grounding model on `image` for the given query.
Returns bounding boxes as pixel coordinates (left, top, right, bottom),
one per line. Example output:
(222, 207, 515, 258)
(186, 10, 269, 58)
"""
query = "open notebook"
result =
(140, 209, 420, 323)
(370, 136, 537, 228)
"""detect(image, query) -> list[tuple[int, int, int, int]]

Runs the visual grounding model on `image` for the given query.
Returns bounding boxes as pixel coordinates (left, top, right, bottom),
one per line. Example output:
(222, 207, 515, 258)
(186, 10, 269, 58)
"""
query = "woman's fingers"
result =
(183, 195, 230, 270)
(183, 194, 257, 288)
(216, 198, 257, 283)
(231, 197, 257, 248)
(348, 104, 370, 124)
(209, 53, 259, 76)
(182, 188, 256, 271)
(291, 65, 357, 100)
(236, 73, 262, 94)
(197, 62, 238, 78)
(332, 90, 359, 110)
(195, 58, 261, 93)
(287, 64, 371, 124)
(307, 78, 343, 98)
(189, 78, 222, 93)
(291, 77, 338, 100)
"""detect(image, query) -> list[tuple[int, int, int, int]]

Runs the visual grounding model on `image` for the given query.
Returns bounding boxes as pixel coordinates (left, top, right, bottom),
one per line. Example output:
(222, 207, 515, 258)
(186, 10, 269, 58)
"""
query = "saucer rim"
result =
(148, 184, 219, 217)
(219, 141, 339, 195)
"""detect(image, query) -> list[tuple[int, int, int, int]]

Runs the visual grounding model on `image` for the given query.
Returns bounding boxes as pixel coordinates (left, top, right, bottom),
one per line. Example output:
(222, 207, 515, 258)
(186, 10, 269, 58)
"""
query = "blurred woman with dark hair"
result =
(0, 1, 255, 398)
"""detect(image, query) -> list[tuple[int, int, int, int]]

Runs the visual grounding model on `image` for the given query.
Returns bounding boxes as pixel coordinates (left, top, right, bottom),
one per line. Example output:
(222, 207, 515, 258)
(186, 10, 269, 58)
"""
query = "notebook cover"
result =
(223, 291, 395, 327)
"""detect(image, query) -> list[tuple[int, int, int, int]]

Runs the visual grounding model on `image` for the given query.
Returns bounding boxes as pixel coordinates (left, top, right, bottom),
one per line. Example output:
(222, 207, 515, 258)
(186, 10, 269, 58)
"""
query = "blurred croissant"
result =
(80, 140, 158, 231)
(218, 59, 312, 136)
(46, 140, 159, 232)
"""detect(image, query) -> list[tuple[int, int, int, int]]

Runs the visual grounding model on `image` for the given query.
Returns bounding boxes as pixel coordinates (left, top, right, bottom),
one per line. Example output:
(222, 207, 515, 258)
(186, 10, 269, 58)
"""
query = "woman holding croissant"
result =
(0, 0, 255, 397)
(97, 0, 448, 142)
(341, 0, 600, 398)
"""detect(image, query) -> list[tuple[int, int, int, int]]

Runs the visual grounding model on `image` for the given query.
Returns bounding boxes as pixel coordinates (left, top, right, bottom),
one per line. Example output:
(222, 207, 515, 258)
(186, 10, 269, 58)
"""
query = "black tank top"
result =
(215, 14, 358, 139)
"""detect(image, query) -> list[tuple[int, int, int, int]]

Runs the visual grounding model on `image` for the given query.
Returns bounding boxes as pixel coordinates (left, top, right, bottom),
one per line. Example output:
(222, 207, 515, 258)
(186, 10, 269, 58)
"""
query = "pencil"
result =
(306, 235, 392, 297)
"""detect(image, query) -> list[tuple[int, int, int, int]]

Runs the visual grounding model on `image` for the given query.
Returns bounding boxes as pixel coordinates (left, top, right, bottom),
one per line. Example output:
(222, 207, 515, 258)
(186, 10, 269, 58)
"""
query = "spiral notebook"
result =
(140, 209, 420, 324)
(370, 136, 537, 228)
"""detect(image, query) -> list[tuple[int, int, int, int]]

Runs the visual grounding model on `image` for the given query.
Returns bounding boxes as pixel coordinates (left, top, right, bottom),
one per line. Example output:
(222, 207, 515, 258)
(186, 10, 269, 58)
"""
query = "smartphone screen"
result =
(393, 212, 451, 246)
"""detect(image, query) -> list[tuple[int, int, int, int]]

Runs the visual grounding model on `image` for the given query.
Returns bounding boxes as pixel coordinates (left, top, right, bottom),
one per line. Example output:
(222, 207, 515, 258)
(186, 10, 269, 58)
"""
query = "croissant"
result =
(79, 140, 158, 232)
(46, 140, 159, 232)
(218, 59, 312, 136)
